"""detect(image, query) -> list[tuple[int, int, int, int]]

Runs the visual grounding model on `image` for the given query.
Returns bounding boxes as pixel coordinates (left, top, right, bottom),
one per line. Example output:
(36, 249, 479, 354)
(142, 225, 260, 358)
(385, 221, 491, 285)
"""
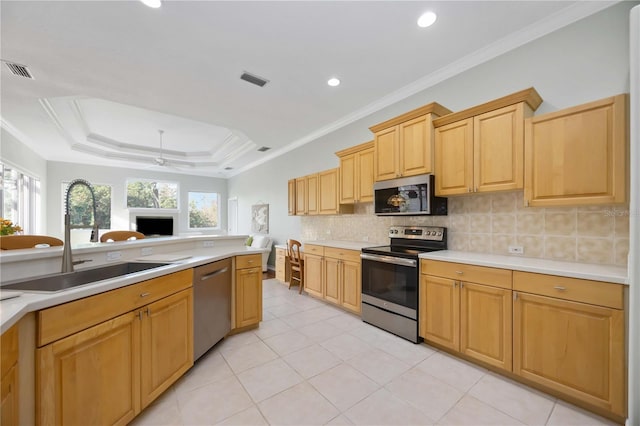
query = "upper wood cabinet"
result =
(295, 177, 306, 215)
(295, 174, 318, 215)
(287, 179, 296, 215)
(291, 169, 353, 216)
(370, 103, 451, 182)
(434, 88, 542, 196)
(335, 141, 375, 204)
(524, 94, 628, 207)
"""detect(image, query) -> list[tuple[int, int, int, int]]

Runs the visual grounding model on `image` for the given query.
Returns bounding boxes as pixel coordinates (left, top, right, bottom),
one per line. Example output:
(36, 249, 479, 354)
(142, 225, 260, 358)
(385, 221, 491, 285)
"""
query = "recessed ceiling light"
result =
(327, 78, 340, 87)
(417, 11, 437, 28)
(140, 0, 161, 8)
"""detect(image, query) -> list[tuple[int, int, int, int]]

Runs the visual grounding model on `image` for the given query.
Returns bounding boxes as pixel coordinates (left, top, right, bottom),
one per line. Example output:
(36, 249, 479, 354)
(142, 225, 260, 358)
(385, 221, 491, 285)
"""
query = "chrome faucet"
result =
(61, 179, 99, 273)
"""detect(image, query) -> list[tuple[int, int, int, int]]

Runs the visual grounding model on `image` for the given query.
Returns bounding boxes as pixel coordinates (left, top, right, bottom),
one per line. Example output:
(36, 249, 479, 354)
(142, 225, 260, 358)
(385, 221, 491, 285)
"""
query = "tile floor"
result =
(132, 279, 619, 426)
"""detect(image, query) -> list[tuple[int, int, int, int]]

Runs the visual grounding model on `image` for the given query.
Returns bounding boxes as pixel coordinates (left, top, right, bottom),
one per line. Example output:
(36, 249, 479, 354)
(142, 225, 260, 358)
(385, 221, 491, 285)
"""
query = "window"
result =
(127, 180, 178, 209)
(1, 163, 41, 234)
(188, 192, 219, 229)
(62, 182, 112, 229)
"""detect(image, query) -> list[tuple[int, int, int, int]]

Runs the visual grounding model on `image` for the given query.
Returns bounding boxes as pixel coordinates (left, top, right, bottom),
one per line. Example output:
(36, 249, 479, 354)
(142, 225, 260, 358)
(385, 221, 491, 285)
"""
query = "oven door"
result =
(360, 253, 418, 316)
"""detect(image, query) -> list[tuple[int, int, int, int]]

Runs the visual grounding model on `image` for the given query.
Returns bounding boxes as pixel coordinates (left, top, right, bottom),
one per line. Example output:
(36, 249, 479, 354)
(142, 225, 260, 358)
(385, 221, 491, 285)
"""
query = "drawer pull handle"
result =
(140, 292, 151, 298)
(455, 270, 463, 275)
(553, 286, 567, 291)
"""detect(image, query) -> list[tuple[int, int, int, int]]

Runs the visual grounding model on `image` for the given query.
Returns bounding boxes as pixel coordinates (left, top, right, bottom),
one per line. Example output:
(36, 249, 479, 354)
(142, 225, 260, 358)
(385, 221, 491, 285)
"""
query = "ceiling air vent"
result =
(3, 61, 34, 79)
(257, 146, 271, 152)
(240, 71, 268, 87)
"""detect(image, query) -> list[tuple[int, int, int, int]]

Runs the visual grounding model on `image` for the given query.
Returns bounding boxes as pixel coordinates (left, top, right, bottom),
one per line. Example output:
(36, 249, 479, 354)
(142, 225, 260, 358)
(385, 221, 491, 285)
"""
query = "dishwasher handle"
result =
(199, 267, 229, 281)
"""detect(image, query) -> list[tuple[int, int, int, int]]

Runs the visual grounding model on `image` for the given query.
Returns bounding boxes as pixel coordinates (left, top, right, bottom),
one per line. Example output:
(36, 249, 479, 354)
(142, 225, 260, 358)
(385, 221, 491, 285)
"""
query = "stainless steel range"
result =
(361, 226, 447, 343)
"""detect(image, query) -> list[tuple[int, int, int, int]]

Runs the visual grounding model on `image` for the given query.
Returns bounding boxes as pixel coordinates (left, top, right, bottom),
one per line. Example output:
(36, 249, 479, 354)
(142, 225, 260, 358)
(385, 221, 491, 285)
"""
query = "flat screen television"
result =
(135, 216, 173, 237)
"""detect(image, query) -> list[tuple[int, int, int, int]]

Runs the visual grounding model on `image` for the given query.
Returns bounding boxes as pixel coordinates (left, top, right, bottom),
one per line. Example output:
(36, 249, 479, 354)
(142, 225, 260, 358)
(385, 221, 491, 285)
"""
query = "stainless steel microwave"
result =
(373, 174, 447, 216)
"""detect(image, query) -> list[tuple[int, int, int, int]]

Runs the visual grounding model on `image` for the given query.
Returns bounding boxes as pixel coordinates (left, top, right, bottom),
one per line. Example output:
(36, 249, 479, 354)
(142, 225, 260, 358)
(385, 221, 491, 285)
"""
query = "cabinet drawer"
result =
(236, 254, 262, 270)
(421, 260, 511, 289)
(37, 269, 193, 347)
(275, 248, 286, 258)
(304, 244, 324, 256)
(513, 271, 624, 309)
(324, 247, 361, 263)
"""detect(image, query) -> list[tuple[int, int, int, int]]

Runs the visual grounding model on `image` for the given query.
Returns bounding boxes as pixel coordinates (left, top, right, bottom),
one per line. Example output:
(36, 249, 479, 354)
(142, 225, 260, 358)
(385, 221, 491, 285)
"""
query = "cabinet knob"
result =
(455, 270, 463, 275)
(513, 292, 519, 301)
(553, 286, 567, 292)
(140, 292, 150, 298)
(468, 188, 472, 193)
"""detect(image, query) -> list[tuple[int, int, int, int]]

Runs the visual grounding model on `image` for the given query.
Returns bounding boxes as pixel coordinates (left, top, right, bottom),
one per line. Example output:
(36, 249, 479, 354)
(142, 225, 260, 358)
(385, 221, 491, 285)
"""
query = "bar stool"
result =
(287, 239, 304, 294)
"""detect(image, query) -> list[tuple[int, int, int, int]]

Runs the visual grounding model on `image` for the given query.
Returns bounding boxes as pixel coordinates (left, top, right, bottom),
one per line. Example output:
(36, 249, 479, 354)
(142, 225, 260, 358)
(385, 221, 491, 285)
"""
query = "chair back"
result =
(0, 235, 64, 250)
(287, 239, 302, 266)
(100, 231, 146, 242)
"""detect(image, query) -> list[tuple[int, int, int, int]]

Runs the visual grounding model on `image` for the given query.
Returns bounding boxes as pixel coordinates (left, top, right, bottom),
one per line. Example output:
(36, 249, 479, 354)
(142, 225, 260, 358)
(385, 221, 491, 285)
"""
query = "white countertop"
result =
(419, 250, 628, 285)
(0, 239, 263, 333)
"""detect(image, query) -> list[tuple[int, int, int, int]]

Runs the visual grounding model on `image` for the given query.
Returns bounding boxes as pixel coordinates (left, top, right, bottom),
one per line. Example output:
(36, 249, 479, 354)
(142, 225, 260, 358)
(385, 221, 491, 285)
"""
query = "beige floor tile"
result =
(297, 320, 346, 343)
(173, 351, 234, 395)
(309, 363, 380, 411)
(215, 406, 268, 425)
(130, 390, 182, 426)
(324, 414, 354, 425)
(468, 373, 555, 425)
(237, 358, 303, 402)
(283, 344, 342, 379)
(262, 295, 293, 309)
(347, 347, 411, 385)
(263, 328, 316, 356)
(176, 376, 254, 425)
(385, 368, 463, 422)
(253, 318, 293, 339)
(324, 312, 367, 331)
(217, 330, 260, 351)
(258, 382, 340, 425)
(220, 340, 279, 373)
(374, 336, 436, 366)
(264, 302, 304, 318)
(344, 388, 433, 426)
(414, 351, 486, 392)
(320, 333, 374, 361)
(281, 305, 344, 329)
(546, 401, 619, 425)
(437, 395, 524, 425)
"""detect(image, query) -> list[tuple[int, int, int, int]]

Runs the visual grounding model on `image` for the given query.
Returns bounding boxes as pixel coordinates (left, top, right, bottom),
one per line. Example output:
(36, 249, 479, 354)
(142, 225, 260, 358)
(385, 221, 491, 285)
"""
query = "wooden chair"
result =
(100, 231, 145, 242)
(0, 235, 64, 250)
(287, 239, 304, 294)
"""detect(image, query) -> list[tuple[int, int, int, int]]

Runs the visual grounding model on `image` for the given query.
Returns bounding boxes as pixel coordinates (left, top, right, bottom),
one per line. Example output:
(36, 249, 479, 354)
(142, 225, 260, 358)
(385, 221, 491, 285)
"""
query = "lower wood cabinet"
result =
(1, 324, 19, 426)
(235, 254, 263, 329)
(36, 270, 194, 425)
(275, 247, 287, 282)
(303, 247, 324, 299)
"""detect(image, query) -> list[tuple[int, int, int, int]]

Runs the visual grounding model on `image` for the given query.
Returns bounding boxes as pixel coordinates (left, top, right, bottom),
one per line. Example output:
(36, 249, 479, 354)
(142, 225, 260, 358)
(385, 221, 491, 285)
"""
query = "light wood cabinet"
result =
(287, 179, 296, 215)
(276, 247, 287, 282)
(295, 177, 307, 215)
(420, 260, 512, 370)
(36, 271, 194, 425)
(370, 103, 451, 182)
(319, 168, 354, 215)
(513, 271, 625, 417)
(336, 141, 374, 204)
(434, 88, 542, 196)
(235, 254, 263, 329)
(524, 94, 628, 207)
(303, 245, 324, 299)
(1, 324, 19, 426)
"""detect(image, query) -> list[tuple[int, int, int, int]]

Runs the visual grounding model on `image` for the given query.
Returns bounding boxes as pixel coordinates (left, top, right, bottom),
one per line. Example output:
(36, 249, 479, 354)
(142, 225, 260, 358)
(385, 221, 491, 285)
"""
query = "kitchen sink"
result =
(0, 262, 170, 293)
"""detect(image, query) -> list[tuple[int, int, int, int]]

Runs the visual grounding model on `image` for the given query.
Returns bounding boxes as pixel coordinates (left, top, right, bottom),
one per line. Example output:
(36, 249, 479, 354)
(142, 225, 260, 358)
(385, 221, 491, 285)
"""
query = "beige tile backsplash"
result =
(301, 191, 629, 267)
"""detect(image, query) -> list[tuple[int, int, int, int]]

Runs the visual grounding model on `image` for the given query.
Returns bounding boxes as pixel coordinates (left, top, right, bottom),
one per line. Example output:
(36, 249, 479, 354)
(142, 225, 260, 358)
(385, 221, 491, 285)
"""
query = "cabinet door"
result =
(303, 254, 324, 298)
(434, 118, 474, 196)
(37, 312, 141, 426)
(288, 179, 296, 215)
(513, 292, 625, 416)
(324, 257, 340, 304)
(140, 289, 194, 409)
(420, 275, 459, 351)
(295, 177, 307, 215)
(1, 365, 18, 426)
(374, 126, 399, 181)
(400, 115, 432, 177)
(307, 174, 319, 215)
(235, 267, 263, 329)
(275, 248, 287, 282)
(524, 94, 627, 207)
(339, 154, 356, 204)
(319, 169, 339, 215)
(357, 147, 375, 202)
(341, 260, 361, 314)
(460, 282, 512, 371)
(474, 104, 524, 193)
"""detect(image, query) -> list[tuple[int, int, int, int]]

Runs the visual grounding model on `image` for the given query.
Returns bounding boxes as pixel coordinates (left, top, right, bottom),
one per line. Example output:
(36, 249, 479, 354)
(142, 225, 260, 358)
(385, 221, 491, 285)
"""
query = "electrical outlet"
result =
(106, 251, 122, 261)
(203, 241, 215, 248)
(141, 247, 153, 256)
(508, 245, 524, 254)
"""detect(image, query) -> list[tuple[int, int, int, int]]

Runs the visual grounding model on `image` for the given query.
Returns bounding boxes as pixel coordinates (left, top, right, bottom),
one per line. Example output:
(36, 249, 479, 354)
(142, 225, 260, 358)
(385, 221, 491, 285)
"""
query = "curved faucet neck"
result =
(62, 179, 99, 273)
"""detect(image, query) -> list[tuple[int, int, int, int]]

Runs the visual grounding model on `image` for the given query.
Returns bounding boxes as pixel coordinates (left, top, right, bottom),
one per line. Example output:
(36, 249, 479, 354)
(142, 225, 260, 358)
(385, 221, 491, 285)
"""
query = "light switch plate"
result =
(203, 241, 215, 248)
(508, 245, 524, 254)
(141, 247, 153, 256)
(106, 251, 122, 261)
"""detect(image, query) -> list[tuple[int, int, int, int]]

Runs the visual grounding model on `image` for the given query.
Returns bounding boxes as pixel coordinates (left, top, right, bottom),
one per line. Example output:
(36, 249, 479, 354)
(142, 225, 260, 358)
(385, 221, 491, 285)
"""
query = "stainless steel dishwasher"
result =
(193, 257, 232, 361)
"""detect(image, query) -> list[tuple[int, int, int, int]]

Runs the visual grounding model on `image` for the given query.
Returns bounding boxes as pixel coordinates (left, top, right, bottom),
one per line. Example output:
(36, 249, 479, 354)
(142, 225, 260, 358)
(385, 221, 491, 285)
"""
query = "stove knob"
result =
(437, 232, 442, 236)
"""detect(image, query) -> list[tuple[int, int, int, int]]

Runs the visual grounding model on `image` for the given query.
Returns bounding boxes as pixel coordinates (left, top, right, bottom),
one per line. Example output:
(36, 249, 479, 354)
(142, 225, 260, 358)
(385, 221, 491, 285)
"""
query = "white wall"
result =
(228, 2, 635, 257)
(0, 128, 48, 233)
(47, 161, 227, 240)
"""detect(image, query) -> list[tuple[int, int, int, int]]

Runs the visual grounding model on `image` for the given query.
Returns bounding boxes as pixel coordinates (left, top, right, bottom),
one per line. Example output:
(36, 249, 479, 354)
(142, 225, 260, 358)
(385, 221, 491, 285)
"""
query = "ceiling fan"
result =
(154, 129, 168, 166)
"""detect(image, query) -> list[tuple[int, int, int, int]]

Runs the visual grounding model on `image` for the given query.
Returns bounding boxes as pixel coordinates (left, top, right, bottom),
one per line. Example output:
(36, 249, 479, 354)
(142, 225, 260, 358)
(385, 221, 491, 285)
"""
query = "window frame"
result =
(1, 162, 41, 234)
(187, 191, 221, 230)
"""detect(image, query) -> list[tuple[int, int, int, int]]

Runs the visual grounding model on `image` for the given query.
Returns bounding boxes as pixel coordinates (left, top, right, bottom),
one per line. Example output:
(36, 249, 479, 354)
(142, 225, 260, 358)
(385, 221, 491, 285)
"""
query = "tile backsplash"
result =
(301, 191, 629, 267)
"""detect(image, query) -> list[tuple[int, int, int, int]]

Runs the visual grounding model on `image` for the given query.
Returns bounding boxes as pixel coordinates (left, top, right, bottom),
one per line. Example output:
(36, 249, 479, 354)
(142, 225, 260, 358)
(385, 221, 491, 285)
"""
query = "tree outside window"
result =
(63, 182, 111, 229)
(127, 180, 178, 209)
(188, 192, 219, 229)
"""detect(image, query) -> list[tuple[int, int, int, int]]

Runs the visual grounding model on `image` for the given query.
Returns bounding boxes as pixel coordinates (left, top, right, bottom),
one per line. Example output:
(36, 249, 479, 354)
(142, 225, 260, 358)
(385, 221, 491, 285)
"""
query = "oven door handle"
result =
(360, 253, 417, 268)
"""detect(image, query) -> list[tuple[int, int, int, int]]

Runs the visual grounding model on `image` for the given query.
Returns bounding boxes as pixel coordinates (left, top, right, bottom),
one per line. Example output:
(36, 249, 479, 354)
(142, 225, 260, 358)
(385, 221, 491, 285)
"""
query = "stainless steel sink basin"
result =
(0, 262, 170, 293)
